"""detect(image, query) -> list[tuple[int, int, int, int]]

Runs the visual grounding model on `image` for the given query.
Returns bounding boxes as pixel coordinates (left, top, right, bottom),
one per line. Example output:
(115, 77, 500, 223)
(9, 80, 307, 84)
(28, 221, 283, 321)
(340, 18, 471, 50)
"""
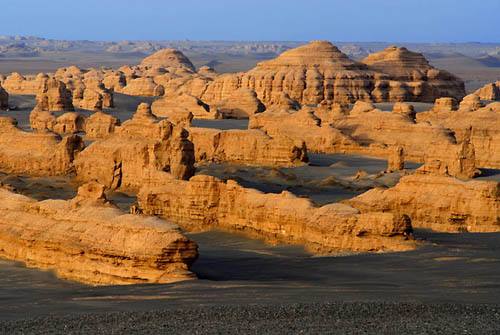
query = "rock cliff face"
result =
(0, 183, 198, 285)
(35, 78, 74, 111)
(473, 81, 500, 101)
(346, 172, 499, 232)
(0, 84, 9, 109)
(0, 117, 83, 176)
(138, 175, 416, 254)
(417, 102, 500, 169)
(197, 41, 465, 106)
(74, 103, 195, 191)
(189, 127, 308, 167)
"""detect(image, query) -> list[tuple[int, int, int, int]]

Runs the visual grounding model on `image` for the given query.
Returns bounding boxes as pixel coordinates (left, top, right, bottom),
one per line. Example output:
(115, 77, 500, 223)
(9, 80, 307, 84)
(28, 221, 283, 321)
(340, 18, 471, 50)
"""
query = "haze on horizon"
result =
(2, 0, 499, 43)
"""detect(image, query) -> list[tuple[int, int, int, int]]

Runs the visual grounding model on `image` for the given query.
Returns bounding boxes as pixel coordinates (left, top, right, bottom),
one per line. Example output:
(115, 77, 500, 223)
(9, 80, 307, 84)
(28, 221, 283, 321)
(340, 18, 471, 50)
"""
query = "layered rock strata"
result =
(0, 183, 198, 285)
(138, 175, 416, 254)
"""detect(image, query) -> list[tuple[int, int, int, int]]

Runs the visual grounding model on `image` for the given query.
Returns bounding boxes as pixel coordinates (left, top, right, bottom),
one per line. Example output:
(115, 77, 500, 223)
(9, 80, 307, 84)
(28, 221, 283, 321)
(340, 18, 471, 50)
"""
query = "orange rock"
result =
(138, 175, 416, 254)
(0, 84, 8, 110)
(151, 93, 218, 119)
(216, 88, 266, 119)
(473, 81, 500, 101)
(0, 184, 198, 285)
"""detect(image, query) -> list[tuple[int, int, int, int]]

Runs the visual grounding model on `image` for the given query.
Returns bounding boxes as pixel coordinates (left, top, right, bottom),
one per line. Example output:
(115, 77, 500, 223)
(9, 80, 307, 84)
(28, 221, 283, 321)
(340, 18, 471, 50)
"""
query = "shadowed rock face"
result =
(0, 117, 84, 176)
(138, 175, 416, 254)
(346, 171, 500, 233)
(74, 103, 195, 191)
(198, 41, 465, 106)
(0, 183, 198, 286)
(0, 84, 8, 109)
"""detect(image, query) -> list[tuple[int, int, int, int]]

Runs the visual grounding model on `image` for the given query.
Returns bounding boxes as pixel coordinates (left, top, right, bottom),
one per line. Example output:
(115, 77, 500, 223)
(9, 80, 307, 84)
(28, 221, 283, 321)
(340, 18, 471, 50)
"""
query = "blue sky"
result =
(2, 0, 499, 42)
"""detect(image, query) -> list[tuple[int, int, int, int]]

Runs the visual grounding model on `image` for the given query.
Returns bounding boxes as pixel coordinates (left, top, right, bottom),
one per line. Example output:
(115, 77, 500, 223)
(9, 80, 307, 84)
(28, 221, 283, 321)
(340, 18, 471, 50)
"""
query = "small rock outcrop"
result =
(140, 49, 196, 72)
(121, 77, 165, 96)
(0, 184, 198, 285)
(35, 78, 74, 111)
(0, 84, 8, 110)
(83, 110, 120, 139)
(151, 93, 218, 119)
(473, 81, 500, 101)
(216, 88, 266, 119)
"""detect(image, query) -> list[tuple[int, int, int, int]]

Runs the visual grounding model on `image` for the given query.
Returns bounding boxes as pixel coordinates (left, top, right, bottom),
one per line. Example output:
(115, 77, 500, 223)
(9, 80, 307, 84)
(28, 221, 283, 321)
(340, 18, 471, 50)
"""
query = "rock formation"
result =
(216, 88, 266, 118)
(196, 41, 465, 107)
(0, 117, 83, 176)
(189, 127, 308, 167)
(35, 78, 74, 111)
(0, 183, 198, 285)
(30, 107, 84, 134)
(432, 97, 457, 112)
(151, 93, 218, 119)
(138, 175, 416, 254)
(83, 110, 120, 139)
(140, 48, 196, 73)
(121, 77, 165, 96)
(347, 172, 499, 232)
(249, 108, 359, 153)
(2, 72, 46, 94)
(74, 103, 195, 190)
(417, 102, 500, 169)
(473, 81, 500, 101)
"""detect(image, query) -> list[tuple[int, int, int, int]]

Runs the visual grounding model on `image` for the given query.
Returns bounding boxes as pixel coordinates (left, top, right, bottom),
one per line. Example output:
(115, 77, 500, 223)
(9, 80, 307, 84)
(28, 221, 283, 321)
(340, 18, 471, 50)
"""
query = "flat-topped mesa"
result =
(0, 83, 8, 109)
(35, 77, 74, 111)
(140, 48, 196, 73)
(473, 81, 500, 101)
(417, 102, 500, 169)
(0, 116, 84, 176)
(138, 175, 416, 254)
(0, 183, 198, 285)
(346, 172, 500, 233)
(249, 107, 359, 153)
(362, 46, 465, 101)
(189, 127, 308, 167)
(74, 103, 195, 191)
(151, 93, 219, 120)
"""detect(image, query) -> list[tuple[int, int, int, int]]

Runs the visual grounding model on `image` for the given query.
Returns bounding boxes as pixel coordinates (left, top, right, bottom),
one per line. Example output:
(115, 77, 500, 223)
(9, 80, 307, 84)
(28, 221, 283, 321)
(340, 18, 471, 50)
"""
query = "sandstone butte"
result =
(0, 116, 83, 176)
(74, 103, 195, 191)
(35, 77, 74, 112)
(30, 106, 85, 134)
(151, 93, 219, 119)
(417, 100, 500, 169)
(196, 41, 465, 107)
(346, 169, 500, 233)
(0, 182, 198, 285)
(137, 175, 417, 254)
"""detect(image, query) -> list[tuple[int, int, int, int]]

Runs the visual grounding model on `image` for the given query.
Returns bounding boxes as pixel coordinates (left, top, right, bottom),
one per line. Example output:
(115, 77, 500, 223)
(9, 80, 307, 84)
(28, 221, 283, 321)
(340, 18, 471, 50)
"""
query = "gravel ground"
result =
(1, 302, 499, 335)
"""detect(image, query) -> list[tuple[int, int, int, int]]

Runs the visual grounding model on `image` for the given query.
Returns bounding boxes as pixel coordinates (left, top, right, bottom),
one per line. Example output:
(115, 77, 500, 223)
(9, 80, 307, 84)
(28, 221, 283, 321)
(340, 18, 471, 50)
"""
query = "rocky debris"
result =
(138, 175, 416, 254)
(216, 88, 266, 119)
(35, 78, 74, 111)
(74, 103, 195, 191)
(83, 110, 120, 139)
(121, 77, 164, 96)
(0, 83, 8, 110)
(0, 184, 198, 285)
(197, 41, 465, 107)
(417, 102, 500, 169)
(140, 48, 196, 73)
(346, 172, 499, 232)
(189, 127, 308, 167)
(0, 116, 83, 176)
(249, 108, 359, 153)
(473, 81, 500, 101)
(151, 93, 218, 119)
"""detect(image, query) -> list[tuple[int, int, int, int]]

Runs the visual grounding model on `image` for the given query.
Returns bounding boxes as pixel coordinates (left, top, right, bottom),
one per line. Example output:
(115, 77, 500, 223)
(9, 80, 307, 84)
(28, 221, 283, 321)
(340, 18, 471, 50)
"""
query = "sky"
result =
(1, 0, 499, 42)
